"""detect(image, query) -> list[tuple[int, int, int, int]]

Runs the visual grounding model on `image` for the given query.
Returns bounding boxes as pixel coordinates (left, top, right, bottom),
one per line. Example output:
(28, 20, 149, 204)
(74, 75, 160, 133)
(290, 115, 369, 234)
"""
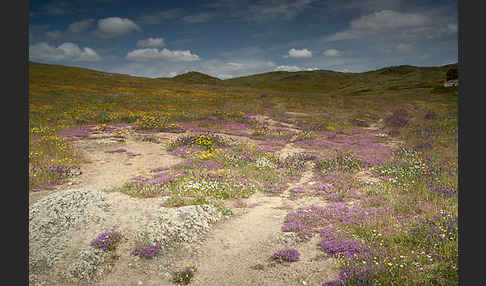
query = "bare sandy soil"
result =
(29, 114, 396, 285)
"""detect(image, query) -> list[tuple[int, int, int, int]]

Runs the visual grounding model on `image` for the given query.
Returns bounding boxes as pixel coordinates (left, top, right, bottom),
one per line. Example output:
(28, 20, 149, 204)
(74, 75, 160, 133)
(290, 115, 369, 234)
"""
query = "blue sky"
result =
(29, 0, 458, 79)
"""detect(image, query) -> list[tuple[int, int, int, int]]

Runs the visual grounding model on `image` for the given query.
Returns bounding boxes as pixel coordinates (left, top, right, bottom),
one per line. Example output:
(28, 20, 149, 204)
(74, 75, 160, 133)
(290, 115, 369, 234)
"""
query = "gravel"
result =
(29, 188, 223, 284)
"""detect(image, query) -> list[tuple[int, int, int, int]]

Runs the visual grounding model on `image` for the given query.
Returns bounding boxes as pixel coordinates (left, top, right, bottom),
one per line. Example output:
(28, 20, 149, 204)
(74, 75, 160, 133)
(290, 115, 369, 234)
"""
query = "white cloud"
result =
(111, 58, 277, 79)
(95, 17, 141, 38)
(274, 65, 317, 72)
(350, 10, 429, 32)
(323, 10, 431, 42)
(126, 48, 200, 62)
(275, 65, 301, 72)
(66, 19, 95, 33)
(136, 37, 165, 48)
(199, 59, 277, 79)
(29, 42, 101, 62)
(323, 49, 341, 56)
(284, 48, 312, 58)
(77, 47, 102, 61)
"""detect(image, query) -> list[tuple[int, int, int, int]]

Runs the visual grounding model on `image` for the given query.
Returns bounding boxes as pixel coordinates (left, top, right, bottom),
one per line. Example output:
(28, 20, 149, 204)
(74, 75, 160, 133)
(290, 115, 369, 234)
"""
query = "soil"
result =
(29, 114, 394, 285)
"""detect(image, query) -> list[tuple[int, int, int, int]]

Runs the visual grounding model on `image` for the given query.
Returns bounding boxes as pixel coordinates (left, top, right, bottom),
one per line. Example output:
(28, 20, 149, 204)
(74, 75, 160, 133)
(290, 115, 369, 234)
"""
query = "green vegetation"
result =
(29, 60, 458, 285)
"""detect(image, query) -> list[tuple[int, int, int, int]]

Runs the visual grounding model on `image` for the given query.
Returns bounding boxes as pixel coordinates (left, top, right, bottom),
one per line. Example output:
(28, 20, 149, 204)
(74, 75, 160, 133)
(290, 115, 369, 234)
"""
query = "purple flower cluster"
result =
(138, 170, 185, 185)
(169, 145, 194, 158)
(318, 229, 370, 260)
(279, 153, 315, 172)
(282, 205, 329, 240)
(58, 128, 91, 138)
(263, 181, 286, 196)
(325, 193, 345, 202)
(44, 165, 82, 177)
(320, 228, 380, 286)
(91, 231, 122, 252)
(272, 248, 300, 262)
(282, 204, 385, 240)
(313, 171, 358, 196)
(328, 266, 377, 286)
(105, 148, 127, 153)
(290, 186, 307, 194)
(426, 178, 457, 198)
(200, 159, 223, 170)
(409, 210, 458, 247)
(131, 244, 160, 258)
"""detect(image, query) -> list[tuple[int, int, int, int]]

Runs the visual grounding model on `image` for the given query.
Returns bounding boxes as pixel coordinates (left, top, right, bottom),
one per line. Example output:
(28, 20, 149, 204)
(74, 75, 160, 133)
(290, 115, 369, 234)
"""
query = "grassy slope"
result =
(30, 61, 458, 96)
(222, 64, 457, 95)
(29, 61, 458, 285)
(168, 71, 223, 85)
(29, 60, 458, 130)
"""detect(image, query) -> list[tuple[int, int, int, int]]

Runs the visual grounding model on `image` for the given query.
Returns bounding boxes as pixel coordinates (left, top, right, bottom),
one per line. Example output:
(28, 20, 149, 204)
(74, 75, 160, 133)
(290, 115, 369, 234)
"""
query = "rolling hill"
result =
(29, 61, 458, 97)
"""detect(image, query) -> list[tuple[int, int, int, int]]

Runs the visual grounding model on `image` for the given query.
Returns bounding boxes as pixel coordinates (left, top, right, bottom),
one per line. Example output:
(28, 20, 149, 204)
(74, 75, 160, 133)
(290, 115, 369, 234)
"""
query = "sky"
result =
(29, 0, 458, 79)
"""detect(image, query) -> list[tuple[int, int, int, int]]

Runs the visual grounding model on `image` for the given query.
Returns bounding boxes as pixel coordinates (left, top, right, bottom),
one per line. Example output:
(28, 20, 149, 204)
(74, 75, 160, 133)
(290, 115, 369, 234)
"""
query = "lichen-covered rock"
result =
(29, 188, 109, 272)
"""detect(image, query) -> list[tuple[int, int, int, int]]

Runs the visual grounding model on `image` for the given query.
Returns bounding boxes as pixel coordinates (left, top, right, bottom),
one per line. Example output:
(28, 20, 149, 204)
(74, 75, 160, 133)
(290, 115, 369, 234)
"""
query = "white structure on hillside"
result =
(444, 79, 458, 87)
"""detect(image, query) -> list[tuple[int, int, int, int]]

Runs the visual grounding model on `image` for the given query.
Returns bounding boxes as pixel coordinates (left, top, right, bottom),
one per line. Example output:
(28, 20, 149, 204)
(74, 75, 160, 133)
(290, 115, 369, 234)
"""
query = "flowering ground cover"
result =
(29, 62, 457, 285)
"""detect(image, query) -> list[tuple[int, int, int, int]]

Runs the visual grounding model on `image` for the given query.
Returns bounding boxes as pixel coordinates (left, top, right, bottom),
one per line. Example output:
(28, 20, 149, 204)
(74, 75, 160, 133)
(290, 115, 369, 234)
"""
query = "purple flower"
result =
(323, 280, 343, 286)
(105, 148, 127, 153)
(131, 244, 160, 258)
(272, 248, 300, 262)
(91, 231, 122, 252)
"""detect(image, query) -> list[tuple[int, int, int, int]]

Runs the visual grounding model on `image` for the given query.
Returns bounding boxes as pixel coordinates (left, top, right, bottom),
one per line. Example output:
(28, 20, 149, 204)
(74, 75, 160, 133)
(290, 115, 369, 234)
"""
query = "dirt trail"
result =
(171, 183, 338, 286)
(30, 114, 344, 285)
(169, 114, 338, 285)
(29, 131, 182, 205)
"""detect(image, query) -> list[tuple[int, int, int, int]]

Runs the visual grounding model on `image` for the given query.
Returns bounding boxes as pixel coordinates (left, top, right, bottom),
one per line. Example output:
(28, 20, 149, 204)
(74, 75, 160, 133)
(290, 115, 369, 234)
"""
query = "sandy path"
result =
(169, 137, 338, 286)
(74, 136, 182, 191)
(29, 132, 182, 205)
(30, 115, 343, 285)
(171, 193, 339, 286)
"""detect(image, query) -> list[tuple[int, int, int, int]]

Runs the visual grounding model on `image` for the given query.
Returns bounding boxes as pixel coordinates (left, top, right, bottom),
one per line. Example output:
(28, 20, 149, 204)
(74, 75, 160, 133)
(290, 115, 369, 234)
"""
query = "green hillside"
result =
(169, 71, 223, 85)
(221, 64, 457, 95)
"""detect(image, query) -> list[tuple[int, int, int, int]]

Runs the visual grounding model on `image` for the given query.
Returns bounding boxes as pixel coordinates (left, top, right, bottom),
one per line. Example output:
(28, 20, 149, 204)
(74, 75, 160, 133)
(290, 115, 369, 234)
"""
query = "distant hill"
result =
(221, 63, 458, 94)
(168, 71, 223, 84)
(29, 61, 458, 96)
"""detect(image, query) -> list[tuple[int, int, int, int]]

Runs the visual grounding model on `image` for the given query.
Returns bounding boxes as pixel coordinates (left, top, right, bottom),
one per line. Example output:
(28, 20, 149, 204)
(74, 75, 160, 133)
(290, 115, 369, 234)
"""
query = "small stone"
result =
(251, 264, 264, 270)
(138, 281, 143, 285)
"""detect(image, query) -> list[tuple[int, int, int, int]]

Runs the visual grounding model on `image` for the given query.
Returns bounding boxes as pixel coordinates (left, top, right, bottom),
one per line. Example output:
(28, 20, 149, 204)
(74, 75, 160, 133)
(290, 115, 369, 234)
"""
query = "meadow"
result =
(29, 61, 458, 285)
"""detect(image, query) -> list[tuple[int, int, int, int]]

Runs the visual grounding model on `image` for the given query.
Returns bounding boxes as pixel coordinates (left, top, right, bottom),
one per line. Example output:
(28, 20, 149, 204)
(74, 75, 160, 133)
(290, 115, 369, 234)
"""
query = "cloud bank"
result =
(29, 42, 101, 62)
(126, 48, 200, 62)
(284, 48, 312, 58)
(95, 17, 141, 38)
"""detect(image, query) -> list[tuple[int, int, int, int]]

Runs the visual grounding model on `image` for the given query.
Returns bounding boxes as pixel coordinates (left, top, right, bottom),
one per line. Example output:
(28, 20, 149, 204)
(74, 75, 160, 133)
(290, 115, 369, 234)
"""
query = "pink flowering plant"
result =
(91, 231, 122, 252)
(271, 248, 300, 263)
